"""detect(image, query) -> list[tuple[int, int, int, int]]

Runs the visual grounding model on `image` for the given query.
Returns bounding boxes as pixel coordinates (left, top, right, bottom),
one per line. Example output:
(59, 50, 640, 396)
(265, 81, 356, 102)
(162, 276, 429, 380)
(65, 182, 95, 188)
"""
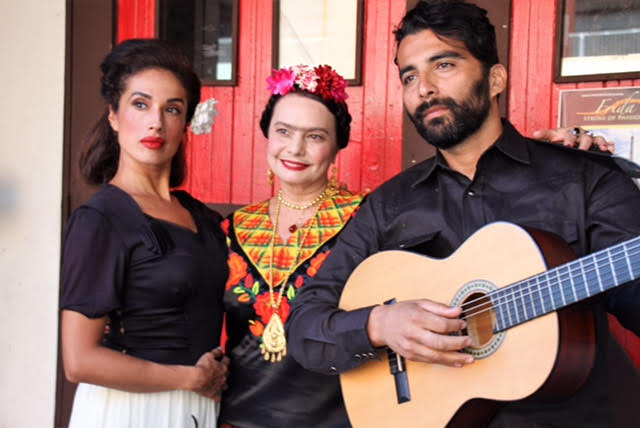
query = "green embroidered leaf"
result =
(286, 284, 296, 300)
(233, 286, 245, 294)
(251, 281, 260, 295)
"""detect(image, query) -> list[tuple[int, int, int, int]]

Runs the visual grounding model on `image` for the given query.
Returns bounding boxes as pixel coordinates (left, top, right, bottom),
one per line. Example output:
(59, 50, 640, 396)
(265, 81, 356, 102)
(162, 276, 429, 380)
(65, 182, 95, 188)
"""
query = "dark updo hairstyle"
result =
(259, 91, 352, 150)
(394, 0, 499, 73)
(79, 38, 202, 186)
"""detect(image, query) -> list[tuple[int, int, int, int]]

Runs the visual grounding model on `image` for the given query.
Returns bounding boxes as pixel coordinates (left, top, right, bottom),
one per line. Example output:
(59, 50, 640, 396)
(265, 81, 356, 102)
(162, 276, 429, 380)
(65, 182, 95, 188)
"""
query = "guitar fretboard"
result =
(488, 236, 640, 332)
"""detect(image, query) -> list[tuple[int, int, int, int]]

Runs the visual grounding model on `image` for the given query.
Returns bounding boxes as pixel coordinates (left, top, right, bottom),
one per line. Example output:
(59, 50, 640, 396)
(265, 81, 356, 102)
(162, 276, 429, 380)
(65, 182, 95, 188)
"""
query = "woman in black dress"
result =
(60, 39, 228, 428)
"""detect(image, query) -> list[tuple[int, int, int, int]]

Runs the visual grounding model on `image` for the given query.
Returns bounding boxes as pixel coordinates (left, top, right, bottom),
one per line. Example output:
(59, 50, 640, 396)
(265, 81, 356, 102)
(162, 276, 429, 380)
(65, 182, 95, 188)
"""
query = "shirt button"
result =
(367, 352, 376, 359)
(354, 354, 362, 361)
(330, 366, 338, 373)
(467, 190, 475, 196)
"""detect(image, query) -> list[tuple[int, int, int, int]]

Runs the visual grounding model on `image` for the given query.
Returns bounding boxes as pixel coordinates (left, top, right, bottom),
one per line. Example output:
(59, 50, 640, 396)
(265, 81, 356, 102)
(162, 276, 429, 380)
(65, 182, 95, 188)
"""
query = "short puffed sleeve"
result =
(60, 207, 127, 318)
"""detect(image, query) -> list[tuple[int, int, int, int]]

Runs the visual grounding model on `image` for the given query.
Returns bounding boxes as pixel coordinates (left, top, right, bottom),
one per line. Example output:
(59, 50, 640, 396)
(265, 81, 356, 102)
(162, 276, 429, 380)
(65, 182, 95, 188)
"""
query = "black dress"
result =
(60, 184, 228, 365)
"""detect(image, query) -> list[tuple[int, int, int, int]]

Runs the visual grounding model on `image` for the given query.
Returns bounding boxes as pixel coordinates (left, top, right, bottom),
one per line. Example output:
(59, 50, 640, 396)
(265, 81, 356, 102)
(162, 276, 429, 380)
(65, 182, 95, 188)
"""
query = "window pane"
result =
(276, 0, 362, 83)
(158, 0, 237, 85)
(560, 0, 640, 78)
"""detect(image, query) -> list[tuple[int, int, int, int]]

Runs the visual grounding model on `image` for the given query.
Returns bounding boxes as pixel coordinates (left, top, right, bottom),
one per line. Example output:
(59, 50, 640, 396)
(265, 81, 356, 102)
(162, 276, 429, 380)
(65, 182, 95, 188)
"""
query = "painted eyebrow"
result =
(272, 121, 329, 134)
(399, 50, 466, 78)
(129, 91, 185, 104)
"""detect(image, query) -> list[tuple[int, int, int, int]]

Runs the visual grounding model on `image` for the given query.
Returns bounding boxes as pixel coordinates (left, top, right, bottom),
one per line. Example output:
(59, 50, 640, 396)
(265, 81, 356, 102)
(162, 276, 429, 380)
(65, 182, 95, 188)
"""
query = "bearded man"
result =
(288, 1, 640, 426)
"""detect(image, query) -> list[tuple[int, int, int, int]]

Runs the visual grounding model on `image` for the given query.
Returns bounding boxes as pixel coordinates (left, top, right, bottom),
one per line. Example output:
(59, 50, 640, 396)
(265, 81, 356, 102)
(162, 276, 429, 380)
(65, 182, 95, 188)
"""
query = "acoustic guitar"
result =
(339, 222, 639, 427)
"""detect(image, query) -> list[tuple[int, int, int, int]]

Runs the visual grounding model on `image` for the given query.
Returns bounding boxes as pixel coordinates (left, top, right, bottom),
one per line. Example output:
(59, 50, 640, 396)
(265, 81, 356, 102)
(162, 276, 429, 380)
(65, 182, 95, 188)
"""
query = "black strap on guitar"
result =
(384, 298, 411, 404)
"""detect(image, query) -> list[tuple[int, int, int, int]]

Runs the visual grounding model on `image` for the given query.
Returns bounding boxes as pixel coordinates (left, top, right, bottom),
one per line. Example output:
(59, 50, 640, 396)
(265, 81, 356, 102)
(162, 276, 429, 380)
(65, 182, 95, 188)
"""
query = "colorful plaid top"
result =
(219, 188, 363, 427)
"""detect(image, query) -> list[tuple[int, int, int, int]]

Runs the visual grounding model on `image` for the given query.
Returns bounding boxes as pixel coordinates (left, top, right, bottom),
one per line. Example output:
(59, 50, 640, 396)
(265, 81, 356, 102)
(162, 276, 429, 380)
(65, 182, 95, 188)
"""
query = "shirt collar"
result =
(411, 119, 531, 188)
(493, 120, 531, 166)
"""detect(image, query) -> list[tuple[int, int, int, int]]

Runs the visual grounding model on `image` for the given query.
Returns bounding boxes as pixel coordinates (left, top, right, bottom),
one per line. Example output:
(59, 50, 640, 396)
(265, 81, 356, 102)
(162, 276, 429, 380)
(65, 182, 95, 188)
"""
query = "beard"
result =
(408, 73, 492, 150)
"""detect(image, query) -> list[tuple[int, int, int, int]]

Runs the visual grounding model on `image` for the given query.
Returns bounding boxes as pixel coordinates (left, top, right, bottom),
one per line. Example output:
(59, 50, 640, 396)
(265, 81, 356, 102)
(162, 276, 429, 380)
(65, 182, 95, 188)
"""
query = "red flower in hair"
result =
(313, 65, 348, 103)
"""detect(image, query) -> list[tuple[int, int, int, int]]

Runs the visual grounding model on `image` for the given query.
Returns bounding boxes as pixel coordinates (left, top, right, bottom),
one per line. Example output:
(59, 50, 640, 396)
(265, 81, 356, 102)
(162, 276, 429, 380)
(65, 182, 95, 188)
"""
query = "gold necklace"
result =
(277, 189, 327, 210)
(262, 190, 327, 362)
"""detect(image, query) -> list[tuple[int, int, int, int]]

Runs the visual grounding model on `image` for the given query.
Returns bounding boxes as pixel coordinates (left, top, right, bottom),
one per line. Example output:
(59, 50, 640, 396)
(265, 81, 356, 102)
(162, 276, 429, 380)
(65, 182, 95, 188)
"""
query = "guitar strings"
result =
(458, 241, 640, 324)
(459, 244, 640, 324)
(456, 238, 640, 326)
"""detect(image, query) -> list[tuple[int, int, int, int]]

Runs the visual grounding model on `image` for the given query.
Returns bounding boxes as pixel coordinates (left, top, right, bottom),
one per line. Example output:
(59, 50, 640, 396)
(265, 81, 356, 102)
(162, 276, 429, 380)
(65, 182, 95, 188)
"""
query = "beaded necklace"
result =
(277, 188, 327, 210)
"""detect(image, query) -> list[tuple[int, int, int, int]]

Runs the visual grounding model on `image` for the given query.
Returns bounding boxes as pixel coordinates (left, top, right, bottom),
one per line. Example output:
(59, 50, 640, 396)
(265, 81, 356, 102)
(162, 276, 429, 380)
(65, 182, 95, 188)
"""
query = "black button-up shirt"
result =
(288, 121, 640, 425)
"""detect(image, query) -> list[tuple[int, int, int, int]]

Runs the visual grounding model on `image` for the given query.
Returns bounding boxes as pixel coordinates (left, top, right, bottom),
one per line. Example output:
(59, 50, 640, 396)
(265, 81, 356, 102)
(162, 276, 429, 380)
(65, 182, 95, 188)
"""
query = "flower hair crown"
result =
(266, 64, 349, 104)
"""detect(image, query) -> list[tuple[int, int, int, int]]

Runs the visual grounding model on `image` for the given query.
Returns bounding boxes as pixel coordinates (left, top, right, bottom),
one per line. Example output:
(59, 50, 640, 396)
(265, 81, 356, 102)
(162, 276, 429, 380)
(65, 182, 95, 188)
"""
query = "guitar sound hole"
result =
(462, 292, 495, 348)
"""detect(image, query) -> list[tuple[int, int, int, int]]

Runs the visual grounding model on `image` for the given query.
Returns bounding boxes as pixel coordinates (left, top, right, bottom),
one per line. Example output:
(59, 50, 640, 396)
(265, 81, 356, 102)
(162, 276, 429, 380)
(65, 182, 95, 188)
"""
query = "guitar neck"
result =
(490, 236, 640, 332)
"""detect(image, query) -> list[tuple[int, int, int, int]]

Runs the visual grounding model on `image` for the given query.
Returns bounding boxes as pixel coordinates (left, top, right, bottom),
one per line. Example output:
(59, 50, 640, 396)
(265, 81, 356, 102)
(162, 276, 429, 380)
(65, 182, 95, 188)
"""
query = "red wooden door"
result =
(118, 0, 405, 204)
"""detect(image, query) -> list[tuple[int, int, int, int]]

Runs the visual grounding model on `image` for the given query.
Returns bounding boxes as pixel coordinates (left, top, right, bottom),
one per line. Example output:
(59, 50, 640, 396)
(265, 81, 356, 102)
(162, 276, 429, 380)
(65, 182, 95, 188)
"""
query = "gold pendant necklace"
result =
(261, 188, 328, 362)
(262, 313, 287, 362)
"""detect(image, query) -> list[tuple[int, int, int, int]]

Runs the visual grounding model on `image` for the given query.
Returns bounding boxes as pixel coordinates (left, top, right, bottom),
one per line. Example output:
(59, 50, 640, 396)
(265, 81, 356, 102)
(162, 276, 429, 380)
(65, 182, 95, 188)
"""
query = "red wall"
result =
(118, 0, 405, 205)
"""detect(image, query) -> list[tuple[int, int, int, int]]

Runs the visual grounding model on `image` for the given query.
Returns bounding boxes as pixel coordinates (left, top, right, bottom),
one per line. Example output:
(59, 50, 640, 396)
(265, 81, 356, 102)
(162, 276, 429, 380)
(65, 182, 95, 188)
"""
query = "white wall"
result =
(0, 1, 66, 427)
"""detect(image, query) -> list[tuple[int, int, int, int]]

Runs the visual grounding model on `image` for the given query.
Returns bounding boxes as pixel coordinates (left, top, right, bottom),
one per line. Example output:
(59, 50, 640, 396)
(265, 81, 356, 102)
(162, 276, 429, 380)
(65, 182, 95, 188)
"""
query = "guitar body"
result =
(339, 222, 596, 427)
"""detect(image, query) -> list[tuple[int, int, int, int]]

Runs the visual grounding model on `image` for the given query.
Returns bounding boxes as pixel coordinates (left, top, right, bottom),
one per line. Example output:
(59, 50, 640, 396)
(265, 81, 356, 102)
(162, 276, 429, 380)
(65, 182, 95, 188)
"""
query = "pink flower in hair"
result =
(292, 65, 319, 92)
(266, 67, 296, 96)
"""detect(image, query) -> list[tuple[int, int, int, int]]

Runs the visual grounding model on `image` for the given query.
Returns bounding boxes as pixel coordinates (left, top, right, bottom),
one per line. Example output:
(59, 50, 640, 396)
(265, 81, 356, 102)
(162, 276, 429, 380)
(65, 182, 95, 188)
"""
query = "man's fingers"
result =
(395, 333, 474, 366)
(532, 128, 575, 146)
(531, 129, 552, 141)
(593, 136, 615, 153)
(415, 299, 462, 317)
(576, 133, 593, 150)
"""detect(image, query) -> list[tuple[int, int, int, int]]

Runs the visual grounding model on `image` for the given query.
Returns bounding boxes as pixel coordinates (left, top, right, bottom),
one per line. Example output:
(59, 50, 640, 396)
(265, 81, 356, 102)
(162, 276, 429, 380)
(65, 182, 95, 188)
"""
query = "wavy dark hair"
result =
(259, 91, 352, 150)
(394, 0, 499, 72)
(79, 38, 202, 186)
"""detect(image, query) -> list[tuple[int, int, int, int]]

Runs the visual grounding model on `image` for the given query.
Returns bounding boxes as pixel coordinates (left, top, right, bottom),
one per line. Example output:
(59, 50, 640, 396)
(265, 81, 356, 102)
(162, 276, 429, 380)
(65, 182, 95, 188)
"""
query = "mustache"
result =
(414, 97, 458, 118)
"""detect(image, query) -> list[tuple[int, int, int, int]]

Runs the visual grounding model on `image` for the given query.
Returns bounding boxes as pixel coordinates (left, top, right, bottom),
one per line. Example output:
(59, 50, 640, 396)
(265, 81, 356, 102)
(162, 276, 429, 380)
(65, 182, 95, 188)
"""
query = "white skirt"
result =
(68, 383, 219, 428)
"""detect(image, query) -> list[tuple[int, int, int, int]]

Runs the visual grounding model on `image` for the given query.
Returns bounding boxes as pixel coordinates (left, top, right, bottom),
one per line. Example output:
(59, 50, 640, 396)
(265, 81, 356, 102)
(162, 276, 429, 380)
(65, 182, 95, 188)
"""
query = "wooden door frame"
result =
(57, 1, 116, 426)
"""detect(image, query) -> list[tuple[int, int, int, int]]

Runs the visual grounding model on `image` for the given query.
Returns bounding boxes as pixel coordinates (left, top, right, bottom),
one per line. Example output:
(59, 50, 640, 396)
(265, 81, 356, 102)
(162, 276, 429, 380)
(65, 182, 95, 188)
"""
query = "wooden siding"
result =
(508, 0, 640, 133)
(117, 0, 405, 204)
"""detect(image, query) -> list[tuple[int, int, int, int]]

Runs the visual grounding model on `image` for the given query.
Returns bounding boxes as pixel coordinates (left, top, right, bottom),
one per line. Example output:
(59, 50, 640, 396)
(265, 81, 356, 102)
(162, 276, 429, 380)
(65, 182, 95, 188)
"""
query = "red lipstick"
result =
(141, 137, 165, 150)
(281, 159, 309, 171)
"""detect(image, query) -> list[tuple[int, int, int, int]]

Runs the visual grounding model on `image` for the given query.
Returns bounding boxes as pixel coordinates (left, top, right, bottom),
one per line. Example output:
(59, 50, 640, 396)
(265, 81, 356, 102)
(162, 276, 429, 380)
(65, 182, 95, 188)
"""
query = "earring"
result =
(329, 165, 339, 189)
(267, 169, 274, 187)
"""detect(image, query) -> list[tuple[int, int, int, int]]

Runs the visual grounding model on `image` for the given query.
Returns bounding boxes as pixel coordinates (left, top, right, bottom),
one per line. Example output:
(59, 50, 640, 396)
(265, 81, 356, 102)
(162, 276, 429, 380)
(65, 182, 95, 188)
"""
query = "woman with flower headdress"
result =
(59, 39, 228, 428)
(218, 64, 360, 427)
